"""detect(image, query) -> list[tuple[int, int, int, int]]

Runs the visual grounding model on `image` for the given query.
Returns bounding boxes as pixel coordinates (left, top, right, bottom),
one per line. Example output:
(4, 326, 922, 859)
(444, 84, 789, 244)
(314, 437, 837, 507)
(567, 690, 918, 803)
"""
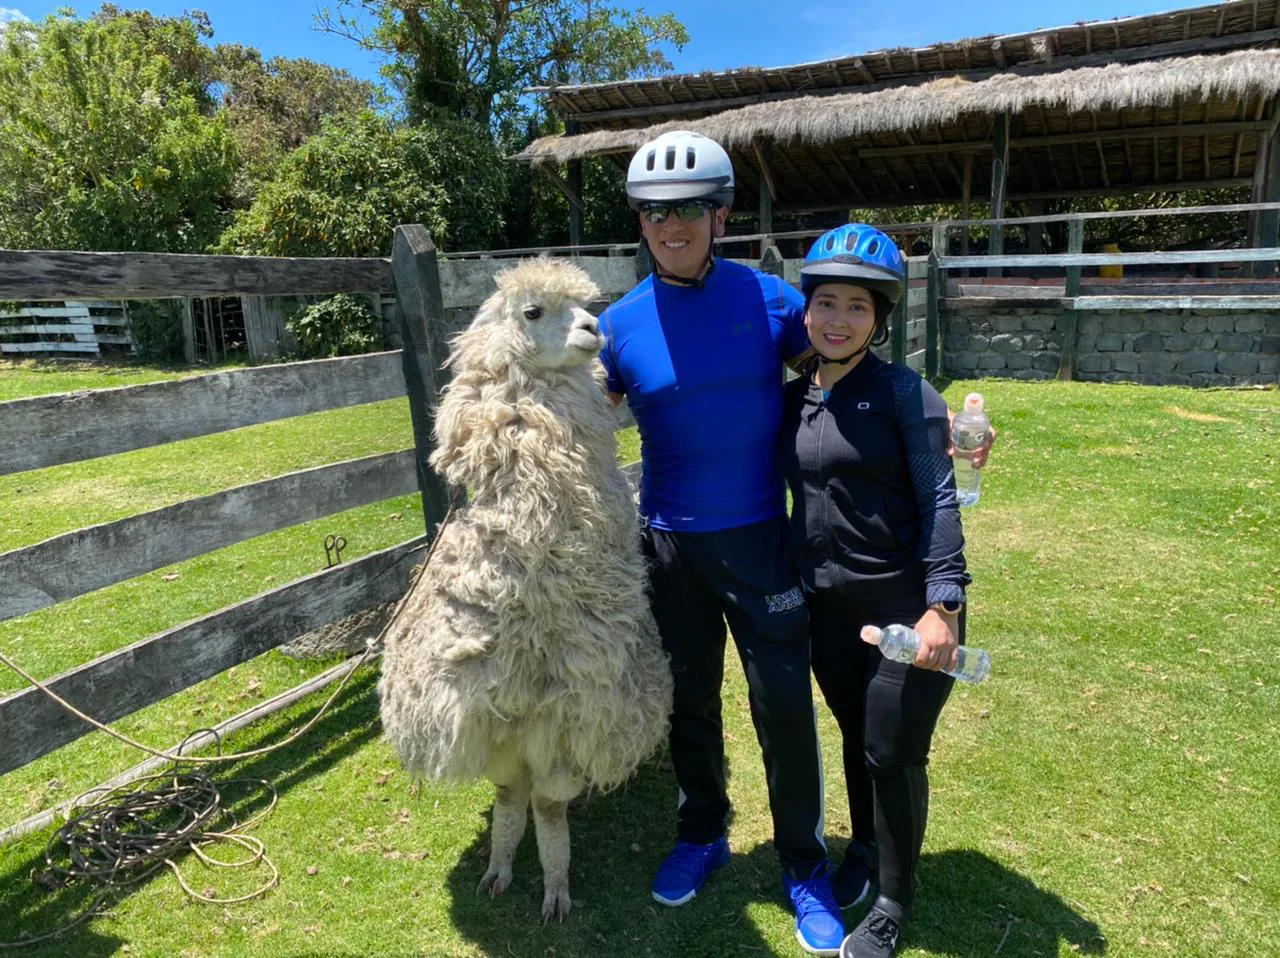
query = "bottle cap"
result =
(964, 392, 984, 412)
(860, 626, 883, 645)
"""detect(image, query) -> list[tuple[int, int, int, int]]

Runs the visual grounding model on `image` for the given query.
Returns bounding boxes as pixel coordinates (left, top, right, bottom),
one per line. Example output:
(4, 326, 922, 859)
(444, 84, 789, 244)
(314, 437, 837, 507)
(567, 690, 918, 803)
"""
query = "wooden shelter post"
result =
(754, 141, 777, 248)
(988, 113, 1010, 278)
(1027, 200, 1046, 255)
(1058, 217, 1084, 382)
(960, 154, 974, 277)
(392, 224, 453, 539)
(1258, 122, 1280, 277)
(566, 120, 584, 247)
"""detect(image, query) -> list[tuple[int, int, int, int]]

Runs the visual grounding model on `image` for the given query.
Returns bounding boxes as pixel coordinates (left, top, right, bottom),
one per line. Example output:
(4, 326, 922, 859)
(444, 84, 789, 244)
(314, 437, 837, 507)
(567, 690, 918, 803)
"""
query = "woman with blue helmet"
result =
(781, 224, 973, 958)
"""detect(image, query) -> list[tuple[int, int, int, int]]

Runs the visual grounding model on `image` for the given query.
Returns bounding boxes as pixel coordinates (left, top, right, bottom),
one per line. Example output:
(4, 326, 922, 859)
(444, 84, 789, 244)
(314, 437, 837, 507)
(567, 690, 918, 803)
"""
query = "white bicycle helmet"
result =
(625, 131, 735, 209)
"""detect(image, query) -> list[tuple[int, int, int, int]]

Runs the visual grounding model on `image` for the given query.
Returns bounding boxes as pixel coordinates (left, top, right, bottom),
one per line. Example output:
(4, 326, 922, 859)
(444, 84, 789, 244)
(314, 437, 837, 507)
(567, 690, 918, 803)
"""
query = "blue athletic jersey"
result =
(599, 259, 810, 532)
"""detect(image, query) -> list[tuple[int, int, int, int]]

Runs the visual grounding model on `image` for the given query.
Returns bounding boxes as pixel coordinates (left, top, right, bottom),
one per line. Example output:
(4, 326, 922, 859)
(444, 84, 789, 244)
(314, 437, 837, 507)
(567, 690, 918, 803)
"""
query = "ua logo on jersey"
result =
(857, 402, 871, 410)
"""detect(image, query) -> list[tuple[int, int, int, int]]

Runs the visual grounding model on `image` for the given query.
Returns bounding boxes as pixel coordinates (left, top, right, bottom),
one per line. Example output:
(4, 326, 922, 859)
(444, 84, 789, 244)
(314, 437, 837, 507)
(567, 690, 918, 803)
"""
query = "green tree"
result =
(219, 110, 507, 257)
(211, 44, 381, 193)
(318, 0, 687, 130)
(0, 8, 237, 252)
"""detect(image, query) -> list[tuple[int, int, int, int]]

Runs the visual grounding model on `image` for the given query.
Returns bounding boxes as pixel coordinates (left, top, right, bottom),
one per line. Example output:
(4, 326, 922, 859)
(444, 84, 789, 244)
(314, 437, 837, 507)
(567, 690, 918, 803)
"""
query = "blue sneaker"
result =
(784, 863, 845, 956)
(651, 837, 730, 906)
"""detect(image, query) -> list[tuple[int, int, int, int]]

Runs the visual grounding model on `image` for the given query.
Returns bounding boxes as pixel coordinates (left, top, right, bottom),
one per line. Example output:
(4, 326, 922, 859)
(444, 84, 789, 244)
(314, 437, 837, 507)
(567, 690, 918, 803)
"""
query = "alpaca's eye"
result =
(523, 306, 542, 321)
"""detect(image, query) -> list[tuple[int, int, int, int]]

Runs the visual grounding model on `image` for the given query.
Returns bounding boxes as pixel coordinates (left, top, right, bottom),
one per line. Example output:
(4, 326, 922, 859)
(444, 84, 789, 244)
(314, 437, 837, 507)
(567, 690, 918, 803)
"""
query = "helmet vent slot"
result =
(645, 150, 655, 172)
(686, 148, 696, 169)
(867, 238, 880, 255)
(665, 146, 676, 170)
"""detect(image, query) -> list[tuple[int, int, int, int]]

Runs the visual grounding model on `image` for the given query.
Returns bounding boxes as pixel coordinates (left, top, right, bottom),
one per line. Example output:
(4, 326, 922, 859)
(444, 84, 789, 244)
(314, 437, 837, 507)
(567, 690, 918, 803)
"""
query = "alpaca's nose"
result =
(572, 312, 599, 335)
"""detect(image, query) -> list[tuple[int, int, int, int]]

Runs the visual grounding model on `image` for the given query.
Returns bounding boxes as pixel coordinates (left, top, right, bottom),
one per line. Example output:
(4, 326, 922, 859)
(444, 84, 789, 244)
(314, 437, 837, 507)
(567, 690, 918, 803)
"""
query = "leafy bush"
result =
(219, 110, 507, 257)
(285, 294, 383, 358)
(127, 301, 186, 362)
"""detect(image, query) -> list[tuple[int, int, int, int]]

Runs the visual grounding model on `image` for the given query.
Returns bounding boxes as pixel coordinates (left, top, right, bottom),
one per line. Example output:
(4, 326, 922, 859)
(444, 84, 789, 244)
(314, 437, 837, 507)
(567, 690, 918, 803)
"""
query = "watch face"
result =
(938, 601, 963, 615)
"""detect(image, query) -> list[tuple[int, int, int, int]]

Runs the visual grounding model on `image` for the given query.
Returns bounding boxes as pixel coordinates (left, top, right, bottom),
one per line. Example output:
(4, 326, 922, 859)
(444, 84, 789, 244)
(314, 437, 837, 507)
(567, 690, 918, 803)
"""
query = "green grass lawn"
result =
(0, 359, 1276, 957)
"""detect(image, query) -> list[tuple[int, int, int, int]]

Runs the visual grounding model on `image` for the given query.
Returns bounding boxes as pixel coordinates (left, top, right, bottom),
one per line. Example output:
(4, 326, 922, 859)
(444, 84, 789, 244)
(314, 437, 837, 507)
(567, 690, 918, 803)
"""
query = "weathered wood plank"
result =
(1059, 220, 1085, 383)
(0, 351, 408, 477)
(393, 226, 453, 540)
(0, 450, 418, 623)
(926, 252, 941, 379)
(437, 256, 636, 308)
(0, 341, 99, 354)
(940, 247, 1280, 269)
(0, 536, 426, 778)
(1071, 294, 1280, 309)
(0, 323, 98, 335)
(0, 251, 394, 300)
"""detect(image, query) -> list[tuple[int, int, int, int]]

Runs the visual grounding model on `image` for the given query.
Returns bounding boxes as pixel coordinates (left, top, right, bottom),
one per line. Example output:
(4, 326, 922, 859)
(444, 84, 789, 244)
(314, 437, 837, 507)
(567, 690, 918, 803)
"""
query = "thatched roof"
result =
(518, 1, 1280, 212)
(531, 0, 1276, 127)
(519, 50, 1280, 166)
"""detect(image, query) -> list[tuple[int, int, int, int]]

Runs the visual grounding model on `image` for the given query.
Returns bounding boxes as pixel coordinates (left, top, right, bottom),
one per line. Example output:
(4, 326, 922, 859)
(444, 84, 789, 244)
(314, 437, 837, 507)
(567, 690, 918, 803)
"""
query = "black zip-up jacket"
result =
(779, 351, 970, 607)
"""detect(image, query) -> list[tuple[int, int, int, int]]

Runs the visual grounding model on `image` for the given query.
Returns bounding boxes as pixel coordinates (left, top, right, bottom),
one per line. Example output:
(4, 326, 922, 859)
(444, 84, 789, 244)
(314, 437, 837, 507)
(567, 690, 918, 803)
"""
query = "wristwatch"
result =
(929, 600, 964, 617)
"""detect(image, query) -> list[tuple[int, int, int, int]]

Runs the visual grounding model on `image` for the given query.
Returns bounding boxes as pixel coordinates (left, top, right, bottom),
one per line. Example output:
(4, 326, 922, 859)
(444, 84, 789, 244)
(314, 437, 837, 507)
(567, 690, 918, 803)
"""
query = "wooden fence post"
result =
(1058, 217, 1084, 381)
(891, 269, 908, 366)
(926, 251, 941, 379)
(392, 224, 453, 538)
(759, 244, 784, 278)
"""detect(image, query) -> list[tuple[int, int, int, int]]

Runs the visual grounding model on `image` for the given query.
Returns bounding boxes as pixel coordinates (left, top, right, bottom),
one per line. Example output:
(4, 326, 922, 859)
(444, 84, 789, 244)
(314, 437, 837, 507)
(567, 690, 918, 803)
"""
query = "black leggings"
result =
(807, 586, 960, 914)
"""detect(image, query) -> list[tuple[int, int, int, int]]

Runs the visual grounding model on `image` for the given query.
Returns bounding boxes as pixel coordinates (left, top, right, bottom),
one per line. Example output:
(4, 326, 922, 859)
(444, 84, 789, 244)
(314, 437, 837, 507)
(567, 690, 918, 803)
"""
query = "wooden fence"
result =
(0, 226, 645, 826)
(0, 301, 134, 356)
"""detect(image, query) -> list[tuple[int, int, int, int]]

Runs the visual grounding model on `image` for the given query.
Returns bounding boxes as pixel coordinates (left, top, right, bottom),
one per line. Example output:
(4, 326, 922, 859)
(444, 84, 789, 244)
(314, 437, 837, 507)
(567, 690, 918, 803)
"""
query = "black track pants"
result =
(643, 517, 827, 874)
(806, 585, 959, 913)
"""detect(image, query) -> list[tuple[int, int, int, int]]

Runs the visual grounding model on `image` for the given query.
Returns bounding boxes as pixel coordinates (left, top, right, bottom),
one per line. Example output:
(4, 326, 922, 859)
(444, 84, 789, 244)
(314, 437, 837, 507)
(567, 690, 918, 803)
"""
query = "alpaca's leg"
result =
(530, 776, 581, 923)
(478, 765, 531, 898)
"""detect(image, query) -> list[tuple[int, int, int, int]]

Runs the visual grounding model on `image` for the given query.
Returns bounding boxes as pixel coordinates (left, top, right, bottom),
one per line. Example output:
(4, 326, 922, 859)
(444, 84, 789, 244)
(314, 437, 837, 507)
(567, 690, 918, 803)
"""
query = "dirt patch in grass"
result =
(1163, 405, 1234, 424)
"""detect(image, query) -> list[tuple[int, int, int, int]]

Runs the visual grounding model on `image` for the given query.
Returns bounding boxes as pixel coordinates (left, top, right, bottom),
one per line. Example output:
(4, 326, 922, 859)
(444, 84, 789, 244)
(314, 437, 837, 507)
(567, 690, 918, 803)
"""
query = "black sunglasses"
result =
(639, 201, 715, 225)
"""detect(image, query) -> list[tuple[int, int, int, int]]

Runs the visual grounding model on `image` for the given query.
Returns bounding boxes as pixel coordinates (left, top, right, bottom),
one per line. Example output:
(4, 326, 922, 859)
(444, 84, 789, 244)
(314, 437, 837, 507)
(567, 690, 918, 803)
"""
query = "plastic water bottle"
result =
(950, 392, 990, 508)
(861, 624, 991, 684)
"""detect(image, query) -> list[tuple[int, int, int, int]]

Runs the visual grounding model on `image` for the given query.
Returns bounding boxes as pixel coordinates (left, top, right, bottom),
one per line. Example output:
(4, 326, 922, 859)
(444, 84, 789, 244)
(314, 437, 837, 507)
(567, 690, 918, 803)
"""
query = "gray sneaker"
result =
(840, 896, 904, 958)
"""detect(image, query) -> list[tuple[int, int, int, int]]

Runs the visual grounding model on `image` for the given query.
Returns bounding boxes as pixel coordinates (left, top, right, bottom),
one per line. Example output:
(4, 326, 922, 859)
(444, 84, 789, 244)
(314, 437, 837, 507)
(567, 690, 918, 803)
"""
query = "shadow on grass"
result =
(0, 668, 382, 957)
(444, 756, 813, 958)
(906, 848, 1107, 957)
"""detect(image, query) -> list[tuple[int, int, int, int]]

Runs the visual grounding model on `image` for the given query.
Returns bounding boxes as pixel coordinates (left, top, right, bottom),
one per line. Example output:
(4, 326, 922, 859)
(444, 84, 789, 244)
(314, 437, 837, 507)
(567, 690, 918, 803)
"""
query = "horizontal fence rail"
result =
(439, 256, 637, 305)
(0, 536, 426, 778)
(0, 351, 408, 477)
(938, 246, 1280, 270)
(0, 450, 418, 623)
(0, 251, 395, 300)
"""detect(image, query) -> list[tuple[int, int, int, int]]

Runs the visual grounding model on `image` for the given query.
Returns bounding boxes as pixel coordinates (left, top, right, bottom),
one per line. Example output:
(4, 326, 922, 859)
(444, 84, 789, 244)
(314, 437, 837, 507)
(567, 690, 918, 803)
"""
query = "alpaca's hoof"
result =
(541, 882, 572, 923)
(477, 868, 512, 898)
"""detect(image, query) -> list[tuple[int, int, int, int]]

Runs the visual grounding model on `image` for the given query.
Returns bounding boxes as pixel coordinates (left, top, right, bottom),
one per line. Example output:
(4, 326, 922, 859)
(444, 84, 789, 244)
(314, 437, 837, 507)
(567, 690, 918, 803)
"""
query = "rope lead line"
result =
(0, 509, 452, 949)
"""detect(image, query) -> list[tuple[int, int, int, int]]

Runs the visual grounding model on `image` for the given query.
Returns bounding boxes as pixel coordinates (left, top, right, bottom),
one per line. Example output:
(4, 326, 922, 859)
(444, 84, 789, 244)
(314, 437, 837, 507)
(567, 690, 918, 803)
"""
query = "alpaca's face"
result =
(511, 294, 603, 370)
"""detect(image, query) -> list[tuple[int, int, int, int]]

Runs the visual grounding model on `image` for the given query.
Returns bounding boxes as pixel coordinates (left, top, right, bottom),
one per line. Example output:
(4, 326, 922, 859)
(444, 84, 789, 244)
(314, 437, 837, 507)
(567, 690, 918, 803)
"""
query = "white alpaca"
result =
(378, 258, 673, 921)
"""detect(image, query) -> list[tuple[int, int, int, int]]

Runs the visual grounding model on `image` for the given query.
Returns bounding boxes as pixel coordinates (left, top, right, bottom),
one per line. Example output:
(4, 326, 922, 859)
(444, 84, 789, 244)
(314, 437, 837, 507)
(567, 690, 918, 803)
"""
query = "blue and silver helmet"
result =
(800, 223, 905, 305)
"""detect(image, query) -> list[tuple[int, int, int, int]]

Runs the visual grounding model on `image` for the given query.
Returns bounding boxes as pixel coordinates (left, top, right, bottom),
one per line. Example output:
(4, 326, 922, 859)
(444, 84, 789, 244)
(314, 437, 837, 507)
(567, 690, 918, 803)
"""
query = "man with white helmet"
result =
(598, 130, 845, 956)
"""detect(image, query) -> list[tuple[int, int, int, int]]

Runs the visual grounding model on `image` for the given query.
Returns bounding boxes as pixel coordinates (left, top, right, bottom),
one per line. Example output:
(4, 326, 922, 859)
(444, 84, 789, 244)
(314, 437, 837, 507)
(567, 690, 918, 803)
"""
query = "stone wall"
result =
(944, 303, 1280, 387)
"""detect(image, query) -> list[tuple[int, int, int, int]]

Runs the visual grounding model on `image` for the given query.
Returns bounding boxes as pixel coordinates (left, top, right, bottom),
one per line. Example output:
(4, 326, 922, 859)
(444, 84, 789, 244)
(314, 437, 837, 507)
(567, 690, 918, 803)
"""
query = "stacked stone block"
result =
(944, 305, 1280, 387)
(943, 306, 1063, 381)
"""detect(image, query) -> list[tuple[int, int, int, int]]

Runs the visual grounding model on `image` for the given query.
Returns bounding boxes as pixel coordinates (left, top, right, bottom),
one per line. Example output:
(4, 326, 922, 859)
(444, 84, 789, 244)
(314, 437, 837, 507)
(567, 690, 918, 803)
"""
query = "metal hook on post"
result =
(323, 534, 347, 568)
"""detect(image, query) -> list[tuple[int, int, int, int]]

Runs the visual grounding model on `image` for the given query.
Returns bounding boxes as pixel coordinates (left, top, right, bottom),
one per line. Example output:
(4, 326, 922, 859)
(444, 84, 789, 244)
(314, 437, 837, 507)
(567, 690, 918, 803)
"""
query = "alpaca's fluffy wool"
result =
(379, 259, 672, 793)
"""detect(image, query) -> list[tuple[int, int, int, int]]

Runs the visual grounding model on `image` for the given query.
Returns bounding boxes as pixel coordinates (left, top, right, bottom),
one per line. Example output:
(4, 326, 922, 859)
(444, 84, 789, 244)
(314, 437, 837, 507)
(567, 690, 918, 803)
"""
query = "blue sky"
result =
(3, 1, 1213, 89)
